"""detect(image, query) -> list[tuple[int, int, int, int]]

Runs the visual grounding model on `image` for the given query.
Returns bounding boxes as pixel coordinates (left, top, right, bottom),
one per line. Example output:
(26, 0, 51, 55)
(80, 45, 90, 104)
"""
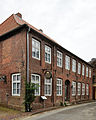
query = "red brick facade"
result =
(0, 13, 93, 111)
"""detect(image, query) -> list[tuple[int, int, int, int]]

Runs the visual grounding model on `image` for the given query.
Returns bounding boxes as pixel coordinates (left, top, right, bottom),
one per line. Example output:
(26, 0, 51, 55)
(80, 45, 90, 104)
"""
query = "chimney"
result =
(39, 29, 43, 32)
(15, 12, 22, 18)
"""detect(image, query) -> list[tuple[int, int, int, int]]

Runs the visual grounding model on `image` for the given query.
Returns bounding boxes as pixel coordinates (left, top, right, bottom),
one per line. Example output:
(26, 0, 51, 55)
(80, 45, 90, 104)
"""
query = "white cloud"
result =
(0, 0, 96, 61)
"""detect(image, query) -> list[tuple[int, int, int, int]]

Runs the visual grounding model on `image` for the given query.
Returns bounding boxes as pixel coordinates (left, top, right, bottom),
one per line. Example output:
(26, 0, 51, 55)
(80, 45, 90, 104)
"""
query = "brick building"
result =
(0, 13, 93, 111)
(89, 58, 96, 100)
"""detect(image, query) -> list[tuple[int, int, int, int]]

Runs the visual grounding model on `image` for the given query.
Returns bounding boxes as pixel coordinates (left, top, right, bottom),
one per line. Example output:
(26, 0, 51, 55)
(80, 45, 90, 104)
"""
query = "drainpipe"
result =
(27, 27, 30, 83)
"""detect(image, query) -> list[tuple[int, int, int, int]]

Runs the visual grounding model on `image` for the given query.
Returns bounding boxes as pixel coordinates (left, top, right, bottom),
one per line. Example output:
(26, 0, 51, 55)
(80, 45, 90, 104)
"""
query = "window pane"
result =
(31, 74, 40, 96)
(17, 75, 20, 81)
(17, 83, 20, 89)
(17, 89, 20, 94)
(13, 75, 16, 81)
(13, 83, 16, 89)
(32, 75, 35, 81)
(13, 89, 16, 94)
(36, 76, 39, 82)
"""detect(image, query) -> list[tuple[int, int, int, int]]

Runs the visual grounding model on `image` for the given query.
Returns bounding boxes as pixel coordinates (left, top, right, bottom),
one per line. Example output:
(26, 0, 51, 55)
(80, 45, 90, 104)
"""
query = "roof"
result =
(0, 13, 93, 68)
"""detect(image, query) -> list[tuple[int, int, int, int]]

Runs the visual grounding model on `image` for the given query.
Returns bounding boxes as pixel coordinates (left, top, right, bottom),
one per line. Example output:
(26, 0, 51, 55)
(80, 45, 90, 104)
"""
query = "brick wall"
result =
(0, 29, 27, 111)
(28, 30, 93, 109)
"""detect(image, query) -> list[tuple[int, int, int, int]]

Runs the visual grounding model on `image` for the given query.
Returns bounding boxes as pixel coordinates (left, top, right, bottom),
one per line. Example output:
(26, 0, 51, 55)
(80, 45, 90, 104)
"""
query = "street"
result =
(23, 102, 96, 120)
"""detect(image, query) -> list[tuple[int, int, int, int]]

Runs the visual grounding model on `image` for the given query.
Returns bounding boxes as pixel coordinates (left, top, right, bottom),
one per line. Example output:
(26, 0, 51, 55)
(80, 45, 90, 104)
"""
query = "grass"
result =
(0, 106, 23, 120)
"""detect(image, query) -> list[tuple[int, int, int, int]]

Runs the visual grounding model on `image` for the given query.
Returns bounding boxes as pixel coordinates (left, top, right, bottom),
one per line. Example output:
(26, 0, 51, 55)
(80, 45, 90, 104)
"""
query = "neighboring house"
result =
(89, 58, 96, 100)
(0, 13, 93, 111)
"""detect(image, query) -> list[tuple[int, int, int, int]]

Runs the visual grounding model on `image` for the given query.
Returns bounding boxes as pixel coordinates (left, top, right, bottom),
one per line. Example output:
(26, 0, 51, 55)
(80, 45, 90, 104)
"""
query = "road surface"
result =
(23, 102, 96, 120)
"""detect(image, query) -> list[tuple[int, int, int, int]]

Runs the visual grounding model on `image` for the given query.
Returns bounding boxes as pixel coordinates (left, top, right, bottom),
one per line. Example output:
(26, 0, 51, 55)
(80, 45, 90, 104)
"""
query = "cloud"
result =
(0, 0, 96, 61)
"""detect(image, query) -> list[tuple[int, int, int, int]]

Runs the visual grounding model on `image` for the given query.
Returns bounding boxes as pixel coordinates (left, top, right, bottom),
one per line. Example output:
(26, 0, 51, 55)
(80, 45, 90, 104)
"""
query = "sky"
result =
(0, 0, 96, 62)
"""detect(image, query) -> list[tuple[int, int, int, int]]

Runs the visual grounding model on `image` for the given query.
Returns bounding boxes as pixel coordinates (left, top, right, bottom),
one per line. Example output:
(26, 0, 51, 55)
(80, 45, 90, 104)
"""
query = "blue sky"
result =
(0, 0, 96, 62)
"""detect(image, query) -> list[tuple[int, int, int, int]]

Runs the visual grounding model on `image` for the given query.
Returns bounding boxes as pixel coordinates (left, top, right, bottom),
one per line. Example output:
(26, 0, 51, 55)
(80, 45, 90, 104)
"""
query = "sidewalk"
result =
(30, 100, 95, 115)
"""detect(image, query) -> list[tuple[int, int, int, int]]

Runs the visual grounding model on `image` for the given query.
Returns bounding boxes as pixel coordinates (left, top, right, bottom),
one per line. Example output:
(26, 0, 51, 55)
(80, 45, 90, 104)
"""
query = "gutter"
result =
(26, 27, 30, 83)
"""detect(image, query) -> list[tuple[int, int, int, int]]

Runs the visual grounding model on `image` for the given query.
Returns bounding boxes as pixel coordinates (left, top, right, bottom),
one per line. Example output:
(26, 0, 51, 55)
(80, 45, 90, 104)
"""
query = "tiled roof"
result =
(13, 14, 58, 44)
(0, 13, 93, 67)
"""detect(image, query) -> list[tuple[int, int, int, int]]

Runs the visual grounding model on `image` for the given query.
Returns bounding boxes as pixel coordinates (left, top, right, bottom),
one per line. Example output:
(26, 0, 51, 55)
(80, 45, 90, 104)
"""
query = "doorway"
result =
(65, 80, 70, 101)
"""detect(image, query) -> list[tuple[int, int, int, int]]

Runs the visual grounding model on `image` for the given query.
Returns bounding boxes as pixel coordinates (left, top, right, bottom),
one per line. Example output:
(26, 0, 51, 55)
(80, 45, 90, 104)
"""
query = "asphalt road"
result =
(23, 102, 96, 120)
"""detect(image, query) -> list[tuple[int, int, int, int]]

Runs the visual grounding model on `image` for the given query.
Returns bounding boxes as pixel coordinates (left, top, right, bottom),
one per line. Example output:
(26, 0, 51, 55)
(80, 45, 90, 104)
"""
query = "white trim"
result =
(82, 65, 85, 76)
(12, 73, 21, 96)
(86, 84, 89, 95)
(86, 67, 88, 77)
(45, 45, 51, 64)
(57, 50, 62, 68)
(82, 83, 85, 95)
(57, 78, 62, 96)
(78, 63, 81, 75)
(31, 74, 40, 96)
(72, 81, 76, 96)
(44, 78, 52, 96)
(72, 59, 76, 73)
(65, 55, 70, 70)
(89, 69, 91, 78)
(32, 38, 40, 60)
(78, 82, 81, 96)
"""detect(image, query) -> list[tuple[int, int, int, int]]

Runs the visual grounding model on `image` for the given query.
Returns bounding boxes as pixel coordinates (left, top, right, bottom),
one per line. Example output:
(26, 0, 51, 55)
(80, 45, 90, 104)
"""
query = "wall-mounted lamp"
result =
(0, 75, 7, 84)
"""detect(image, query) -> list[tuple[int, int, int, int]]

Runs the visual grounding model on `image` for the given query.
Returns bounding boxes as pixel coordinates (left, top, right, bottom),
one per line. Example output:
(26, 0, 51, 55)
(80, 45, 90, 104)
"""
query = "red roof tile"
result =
(13, 14, 58, 44)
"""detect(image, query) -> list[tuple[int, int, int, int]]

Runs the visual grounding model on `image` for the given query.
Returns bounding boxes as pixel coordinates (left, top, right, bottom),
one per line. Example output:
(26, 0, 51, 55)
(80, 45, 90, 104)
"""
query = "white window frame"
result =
(89, 69, 91, 78)
(78, 82, 81, 96)
(72, 59, 76, 73)
(32, 38, 40, 60)
(72, 81, 76, 96)
(82, 65, 85, 76)
(31, 74, 40, 96)
(44, 78, 52, 96)
(57, 51, 62, 67)
(86, 67, 88, 77)
(86, 84, 89, 95)
(12, 73, 21, 96)
(78, 63, 81, 74)
(82, 83, 85, 95)
(65, 55, 70, 70)
(45, 45, 51, 64)
(57, 78, 62, 96)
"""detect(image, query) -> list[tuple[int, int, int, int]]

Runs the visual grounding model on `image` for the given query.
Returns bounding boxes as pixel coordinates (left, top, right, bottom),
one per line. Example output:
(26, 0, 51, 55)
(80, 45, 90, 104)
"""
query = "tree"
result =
(25, 82, 37, 112)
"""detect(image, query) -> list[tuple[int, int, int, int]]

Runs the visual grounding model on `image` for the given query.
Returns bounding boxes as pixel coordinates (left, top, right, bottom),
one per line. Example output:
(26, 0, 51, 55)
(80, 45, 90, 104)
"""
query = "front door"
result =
(65, 80, 70, 101)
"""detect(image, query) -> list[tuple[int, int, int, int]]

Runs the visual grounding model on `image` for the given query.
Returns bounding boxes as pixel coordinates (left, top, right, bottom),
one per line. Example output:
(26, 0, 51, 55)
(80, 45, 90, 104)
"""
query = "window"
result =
(86, 84, 89, 95)
(45, 45, 51, 64)
(72, 59, 76, 72)
(86, 67, 88, 77)
(12, 73, 21, 96)
(78, 63, 81, 74)
(89, 69, 91, 78)
(57, 51, 62, 67)
(82, 83, 85, 95)
(65, 55, 70, 70)
(57, 79, 62, 96)
(32, 38, 40, 60)
(31, 74, 40, 96)
(82, 65, 85, 76)
(72, 81, 76, 96)
(45, 78, 52, 96)
(78, 82, 81, 96)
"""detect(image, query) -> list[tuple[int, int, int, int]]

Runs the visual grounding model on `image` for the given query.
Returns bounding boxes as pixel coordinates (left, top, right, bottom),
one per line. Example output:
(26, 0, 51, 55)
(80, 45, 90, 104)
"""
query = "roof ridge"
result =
(13, 14, 57, 43)
(0, 14, 14, 27)
(13, 14, 22, 25)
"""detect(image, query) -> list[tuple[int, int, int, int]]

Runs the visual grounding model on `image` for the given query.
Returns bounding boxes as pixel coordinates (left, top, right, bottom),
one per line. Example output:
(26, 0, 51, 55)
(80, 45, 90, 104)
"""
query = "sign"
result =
(41, 96, 47, 100)
(45, 71, 52, 79)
